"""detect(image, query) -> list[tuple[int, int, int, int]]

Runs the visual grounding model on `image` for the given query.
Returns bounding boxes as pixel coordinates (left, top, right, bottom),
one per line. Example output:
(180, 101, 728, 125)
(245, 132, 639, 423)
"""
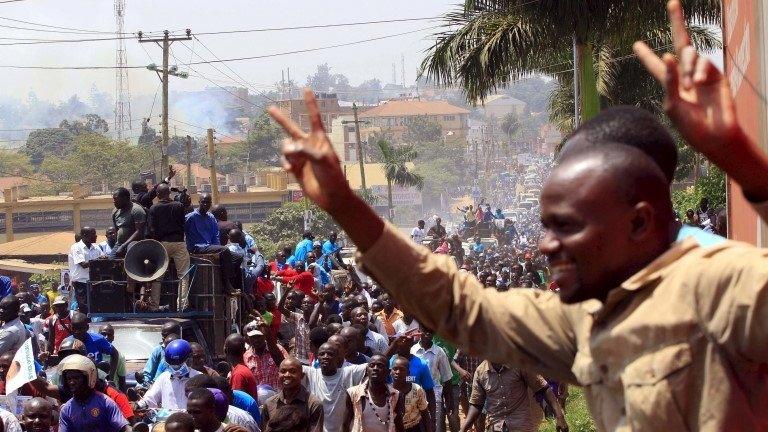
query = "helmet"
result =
(164, 339, 192, 366)
(58, 337, 86, 357)
(59, 354, 97, 388)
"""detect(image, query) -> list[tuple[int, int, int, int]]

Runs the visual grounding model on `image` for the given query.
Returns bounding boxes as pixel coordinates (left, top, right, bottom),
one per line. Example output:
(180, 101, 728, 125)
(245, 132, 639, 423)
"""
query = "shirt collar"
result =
(580, 237, 700, 318)
(279, 386, 309, 404)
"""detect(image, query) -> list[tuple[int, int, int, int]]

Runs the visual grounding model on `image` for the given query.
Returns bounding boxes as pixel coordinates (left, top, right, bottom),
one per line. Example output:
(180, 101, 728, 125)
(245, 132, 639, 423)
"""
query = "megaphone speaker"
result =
(124, 239, 170, 282)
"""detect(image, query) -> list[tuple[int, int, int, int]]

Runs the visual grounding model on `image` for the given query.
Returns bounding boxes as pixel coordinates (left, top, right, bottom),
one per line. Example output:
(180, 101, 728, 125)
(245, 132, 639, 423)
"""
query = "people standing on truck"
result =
(212, 205, 238, 246)
(67, 226, 104, 314)
(137, 338, 200, 411)
(148, 183, 191, 312)
(184, 194, 243, 293)
(110, 187, 147, 259)
(142, 321, 179, 385)
(99, 227, 118, 256)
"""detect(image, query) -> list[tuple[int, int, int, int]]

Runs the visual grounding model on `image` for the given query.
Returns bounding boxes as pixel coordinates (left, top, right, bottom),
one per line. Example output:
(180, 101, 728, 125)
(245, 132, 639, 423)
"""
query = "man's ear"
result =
(630, 202, 655, 240)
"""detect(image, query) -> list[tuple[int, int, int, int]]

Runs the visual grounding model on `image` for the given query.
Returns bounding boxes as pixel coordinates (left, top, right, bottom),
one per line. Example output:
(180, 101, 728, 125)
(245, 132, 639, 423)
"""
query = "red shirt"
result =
(230, 363, 258, 399)
(104, 385, 134, 420)
(46, 314, 73, 353)
(255, 277, 275, 297)
(283, 271, 316, 300)
(269, 262, 297, 278)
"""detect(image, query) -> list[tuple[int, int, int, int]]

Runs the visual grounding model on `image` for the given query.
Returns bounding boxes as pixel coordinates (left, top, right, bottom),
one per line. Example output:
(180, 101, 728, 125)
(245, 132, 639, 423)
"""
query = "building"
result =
(722, 0, 767, 245)
(476, 94, 527, 119)
(275, 92, 349, 133)
(0, 188, 291, 243)
(171, 163, 225, 188)
(359, 99, 470, 143)
(343, 162, 423, 213)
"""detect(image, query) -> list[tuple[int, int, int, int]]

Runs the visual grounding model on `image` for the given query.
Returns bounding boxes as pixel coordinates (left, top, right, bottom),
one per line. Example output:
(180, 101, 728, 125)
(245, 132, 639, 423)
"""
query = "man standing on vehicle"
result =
(67, 227, 104, 313)
(184, 194, 243, 293)
(110, 187, 146, 258)
(148, 183, 191, 312)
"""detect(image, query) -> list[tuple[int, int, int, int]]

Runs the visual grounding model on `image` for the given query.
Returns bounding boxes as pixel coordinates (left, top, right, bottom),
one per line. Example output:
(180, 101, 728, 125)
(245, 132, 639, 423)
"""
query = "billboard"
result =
(369, 185, 423, 206)
(722, 0, 768, 245)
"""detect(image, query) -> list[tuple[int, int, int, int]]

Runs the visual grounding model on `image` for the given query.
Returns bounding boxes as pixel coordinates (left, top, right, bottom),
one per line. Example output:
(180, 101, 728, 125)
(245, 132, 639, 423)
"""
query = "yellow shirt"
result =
(359, 222, 768, 431)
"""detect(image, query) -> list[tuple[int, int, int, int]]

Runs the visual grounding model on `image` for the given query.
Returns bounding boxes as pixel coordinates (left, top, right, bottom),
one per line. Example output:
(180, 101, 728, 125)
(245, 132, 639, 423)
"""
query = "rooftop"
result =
(343, 162, 416, 189)
(360, 100, 470, 118)
(0, 232, 75, 258)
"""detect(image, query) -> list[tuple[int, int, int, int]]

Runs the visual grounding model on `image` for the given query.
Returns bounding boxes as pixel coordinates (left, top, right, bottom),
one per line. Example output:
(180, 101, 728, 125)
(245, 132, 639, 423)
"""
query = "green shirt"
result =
(112, 203, 146, 249)
(434, 335, 460, 385)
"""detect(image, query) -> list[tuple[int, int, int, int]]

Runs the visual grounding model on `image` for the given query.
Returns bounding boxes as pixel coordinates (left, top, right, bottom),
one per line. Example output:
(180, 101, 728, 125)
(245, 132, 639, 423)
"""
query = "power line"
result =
(0, 15, 118, 34)
(0, 0, 28, 4)
(194, 16, 440, 36)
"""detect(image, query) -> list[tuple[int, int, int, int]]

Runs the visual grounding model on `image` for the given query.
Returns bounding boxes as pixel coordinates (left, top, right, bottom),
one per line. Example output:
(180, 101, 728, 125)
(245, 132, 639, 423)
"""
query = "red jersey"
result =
(282, 271, 316, 300)
(46, 314, 73, 353)
(230, 363, 258, 400)
(104, 385, 134, 420)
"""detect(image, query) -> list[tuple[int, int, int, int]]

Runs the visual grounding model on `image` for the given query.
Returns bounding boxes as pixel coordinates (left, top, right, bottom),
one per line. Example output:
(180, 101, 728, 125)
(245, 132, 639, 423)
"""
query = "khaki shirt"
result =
(358, 222, 768, 431)
(469, 361, 547, 432)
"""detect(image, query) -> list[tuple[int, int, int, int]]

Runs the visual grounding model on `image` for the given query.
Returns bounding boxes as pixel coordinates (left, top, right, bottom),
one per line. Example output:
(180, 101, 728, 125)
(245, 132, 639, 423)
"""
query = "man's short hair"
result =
(560, 105, 678, 183)
(165, 411, 195, 429)
(113, 187, 131, 199)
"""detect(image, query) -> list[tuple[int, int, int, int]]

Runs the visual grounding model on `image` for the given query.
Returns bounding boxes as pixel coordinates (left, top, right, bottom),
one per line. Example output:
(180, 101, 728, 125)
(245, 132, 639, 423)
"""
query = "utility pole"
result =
(342, 103, 368, 190)
(139, 29, 191, 179)
(207, 128, 220, 204)
(185, 135, 192, 188)
(113, 0, 132, 139)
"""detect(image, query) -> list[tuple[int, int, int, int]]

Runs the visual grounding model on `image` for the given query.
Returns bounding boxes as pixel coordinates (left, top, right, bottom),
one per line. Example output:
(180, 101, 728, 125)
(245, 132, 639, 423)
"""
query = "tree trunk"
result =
(573, 38, 600, 126)
(387, 178, 394, 222)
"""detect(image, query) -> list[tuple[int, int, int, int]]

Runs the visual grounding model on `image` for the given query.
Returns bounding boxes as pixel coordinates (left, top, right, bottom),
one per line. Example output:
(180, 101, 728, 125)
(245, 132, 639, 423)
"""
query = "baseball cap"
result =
(52, 295, 67, 306)
(244, 320, 263, 337)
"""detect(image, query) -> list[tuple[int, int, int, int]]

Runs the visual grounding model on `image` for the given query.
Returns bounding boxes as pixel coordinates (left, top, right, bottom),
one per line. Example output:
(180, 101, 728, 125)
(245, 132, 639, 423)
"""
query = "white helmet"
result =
(58, 354, 97, 388)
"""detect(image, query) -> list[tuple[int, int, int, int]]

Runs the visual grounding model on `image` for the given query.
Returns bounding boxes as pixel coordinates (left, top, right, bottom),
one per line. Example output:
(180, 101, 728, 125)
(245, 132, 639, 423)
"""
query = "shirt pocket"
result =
(621, 343, 693, 431)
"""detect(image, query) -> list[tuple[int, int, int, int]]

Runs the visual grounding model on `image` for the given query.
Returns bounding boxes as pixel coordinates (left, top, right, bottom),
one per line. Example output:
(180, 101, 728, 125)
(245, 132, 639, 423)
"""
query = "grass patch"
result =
(539, 387, 597, 432)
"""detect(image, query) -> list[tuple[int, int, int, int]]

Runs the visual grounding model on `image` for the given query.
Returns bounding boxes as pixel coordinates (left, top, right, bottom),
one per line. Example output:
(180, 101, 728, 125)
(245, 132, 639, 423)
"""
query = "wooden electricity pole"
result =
(139, 29, 191, 179)
(342, 103, 369, 190)
(207, 128, 219, 204)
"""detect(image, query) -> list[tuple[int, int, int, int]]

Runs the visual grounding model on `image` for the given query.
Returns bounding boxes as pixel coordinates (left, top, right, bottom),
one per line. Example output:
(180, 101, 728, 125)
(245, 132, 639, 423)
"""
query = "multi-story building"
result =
(358, 99, 470, 144)
(275, 92, 349, 133)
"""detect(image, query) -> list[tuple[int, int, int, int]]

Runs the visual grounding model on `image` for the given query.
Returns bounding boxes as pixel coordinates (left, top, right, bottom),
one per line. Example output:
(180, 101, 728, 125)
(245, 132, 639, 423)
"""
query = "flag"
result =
(6, 338, 35, 395)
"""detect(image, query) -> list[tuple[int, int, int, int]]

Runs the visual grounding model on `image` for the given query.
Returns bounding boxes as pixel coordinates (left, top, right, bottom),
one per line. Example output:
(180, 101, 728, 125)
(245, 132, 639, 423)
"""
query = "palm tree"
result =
(421, 0, 720, 126)
(377, 139, 424, 221)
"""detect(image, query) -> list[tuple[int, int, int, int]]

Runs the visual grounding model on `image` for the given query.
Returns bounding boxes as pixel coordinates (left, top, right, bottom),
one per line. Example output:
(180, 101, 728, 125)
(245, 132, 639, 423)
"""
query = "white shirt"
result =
(392, 318, 420, 337)
(410, 343, 452, 389)
(0, 318, 28, 355)
(68, 240, 104, 283)
(226, 405, 260, 432)
(364, 329, 389, 355)
(303, 364, 367, 432)
(410, 227, 426, 244)
(98, 240, 113, 256)
(138, 368, 201, 410)
(0, 409, 21, 432)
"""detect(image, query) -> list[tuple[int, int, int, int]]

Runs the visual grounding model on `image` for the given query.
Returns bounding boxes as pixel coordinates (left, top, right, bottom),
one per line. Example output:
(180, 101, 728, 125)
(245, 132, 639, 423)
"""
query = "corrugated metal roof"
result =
(360, 100, 469, 118)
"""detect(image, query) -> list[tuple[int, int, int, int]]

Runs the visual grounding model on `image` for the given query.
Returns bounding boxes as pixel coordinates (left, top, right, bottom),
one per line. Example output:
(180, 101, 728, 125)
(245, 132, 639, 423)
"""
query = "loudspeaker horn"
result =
(124, 239, 169, 282)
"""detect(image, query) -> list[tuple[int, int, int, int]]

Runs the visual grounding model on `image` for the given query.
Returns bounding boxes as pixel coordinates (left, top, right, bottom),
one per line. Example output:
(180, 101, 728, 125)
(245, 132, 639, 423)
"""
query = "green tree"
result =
(421, 0, 720, 125)
(230, 112, 284, 168)
(403, 116, 443, 144)
(251, 200, 339, 258)
(0, 151, 33, 176)
(377, 139, 424, 221)
(59, 114, 109, 136)
(39, 134, 144, 192)
(23, 128, 74, 166)
(672, 165, 726, 216)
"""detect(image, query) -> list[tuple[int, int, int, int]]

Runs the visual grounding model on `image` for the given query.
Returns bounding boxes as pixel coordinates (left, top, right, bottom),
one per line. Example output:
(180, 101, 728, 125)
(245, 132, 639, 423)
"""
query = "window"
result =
(443, 115, 456, 121)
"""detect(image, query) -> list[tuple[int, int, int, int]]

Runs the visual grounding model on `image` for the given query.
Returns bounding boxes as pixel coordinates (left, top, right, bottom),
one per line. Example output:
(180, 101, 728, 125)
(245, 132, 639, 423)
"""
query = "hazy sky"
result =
(0, 0, 456, 103)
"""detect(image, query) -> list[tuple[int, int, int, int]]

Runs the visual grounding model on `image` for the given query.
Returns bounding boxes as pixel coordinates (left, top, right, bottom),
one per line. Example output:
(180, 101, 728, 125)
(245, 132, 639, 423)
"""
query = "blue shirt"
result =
(0, 276, 12, 298)
(59, 391, 128, 432)
(676, 225, 726, 247)
(472, 242, 485, 254)
(388, 354, 435, 390)
(64, 333, 113, 363)
(185, 209, 220, 252)
(142, 344, 168, 383)
(232, 390, 261, 424)
(322, 240, 340, 269)
(288, 239, 313, 266)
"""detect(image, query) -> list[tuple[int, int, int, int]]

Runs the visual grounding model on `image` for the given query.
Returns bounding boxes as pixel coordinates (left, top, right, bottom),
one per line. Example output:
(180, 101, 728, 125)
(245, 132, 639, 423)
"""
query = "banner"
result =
(5, 338, 35, 395)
